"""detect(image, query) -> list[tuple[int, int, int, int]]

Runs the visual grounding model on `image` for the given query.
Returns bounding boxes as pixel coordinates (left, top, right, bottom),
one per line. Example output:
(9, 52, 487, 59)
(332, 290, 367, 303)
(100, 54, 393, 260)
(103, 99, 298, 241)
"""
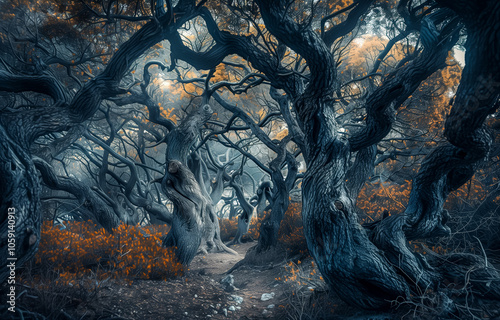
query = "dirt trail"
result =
(189, 242, 286, 319)
(189, 242, 250, 276)
(88, 241, 288, 320)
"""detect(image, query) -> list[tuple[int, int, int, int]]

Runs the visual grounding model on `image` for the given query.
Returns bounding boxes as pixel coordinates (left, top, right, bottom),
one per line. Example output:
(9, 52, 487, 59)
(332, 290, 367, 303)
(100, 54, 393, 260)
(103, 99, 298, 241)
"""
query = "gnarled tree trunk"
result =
(254, 180, 272, 219)
(162, 160, 203, 265)
(255, 0, 500, 310)
(227, 174, 255, 246)
(0, 1, 202, 282)
(0, 126, 41, 283)
(164, 104, 236, 259)
(33, 157, 122, 231)
(256, 152, 299, 253)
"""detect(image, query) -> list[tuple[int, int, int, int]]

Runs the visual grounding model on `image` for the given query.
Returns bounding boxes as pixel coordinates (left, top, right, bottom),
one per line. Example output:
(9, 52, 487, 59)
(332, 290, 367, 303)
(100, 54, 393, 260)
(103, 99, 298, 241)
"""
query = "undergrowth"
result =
(219, 202, 307, 256)
(23, 221, 183, 285)
(8, 221, 184, 319)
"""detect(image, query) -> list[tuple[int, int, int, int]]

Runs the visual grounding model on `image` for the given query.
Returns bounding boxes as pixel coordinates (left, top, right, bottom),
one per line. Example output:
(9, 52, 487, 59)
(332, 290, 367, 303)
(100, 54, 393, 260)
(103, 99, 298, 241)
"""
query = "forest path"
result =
(88, 241, 288, 320)
(189, 242, 252, 277)
(88, 241, 413, 320)
(188, 241, 286, 319)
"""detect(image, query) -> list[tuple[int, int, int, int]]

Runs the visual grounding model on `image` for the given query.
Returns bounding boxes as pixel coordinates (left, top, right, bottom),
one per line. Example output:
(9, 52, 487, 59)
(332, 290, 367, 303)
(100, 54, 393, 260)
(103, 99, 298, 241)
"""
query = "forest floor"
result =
(78, 242, 398, 320)
(8, 239, 438, 319)
(73, 241, 299, 319)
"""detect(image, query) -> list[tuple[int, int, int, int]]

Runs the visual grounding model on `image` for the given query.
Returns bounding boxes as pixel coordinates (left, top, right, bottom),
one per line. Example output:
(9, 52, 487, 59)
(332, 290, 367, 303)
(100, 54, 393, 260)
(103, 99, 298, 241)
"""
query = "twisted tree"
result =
(1, 1, 500, 314)
(164, 0, 500, 310)
(0, 0, 221, 281)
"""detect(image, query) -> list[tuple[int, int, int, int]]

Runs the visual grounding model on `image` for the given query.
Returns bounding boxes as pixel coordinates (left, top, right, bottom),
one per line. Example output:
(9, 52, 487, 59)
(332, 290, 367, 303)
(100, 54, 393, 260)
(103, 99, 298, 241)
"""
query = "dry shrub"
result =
(23, 220, 183, 286)
(11, 221, 181, 319)
(219, 217, 238, 242)
(218, 216, 261, 242)
(277, 259, 340, 320)
(281, 260, 325, 291)
(248, 216, 262, 240)
(278, 260, 399, 320)
(8, 267, 105, 320)
(219, 202, 306, 254)
(357, 181, 412, 222)
(277, 202, 307, 256)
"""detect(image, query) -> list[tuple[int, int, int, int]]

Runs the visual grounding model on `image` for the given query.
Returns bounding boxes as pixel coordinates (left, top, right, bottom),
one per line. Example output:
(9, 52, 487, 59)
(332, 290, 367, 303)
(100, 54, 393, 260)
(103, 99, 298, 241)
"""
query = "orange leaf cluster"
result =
(280, 259, 324, 292)
(31, 221, 183, 286)
(218, 216, 261, 241)
(277, 203, 307, 255)
(218, 202, 306, 254)
(358, 176, 488, 223)
(357, 181, 412, 221)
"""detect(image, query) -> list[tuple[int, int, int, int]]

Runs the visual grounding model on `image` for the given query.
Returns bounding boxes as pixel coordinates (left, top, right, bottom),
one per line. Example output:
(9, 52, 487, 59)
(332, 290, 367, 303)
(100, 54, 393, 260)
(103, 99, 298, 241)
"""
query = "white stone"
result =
(231, 295, 243, 305)
(260, 292, 275, 301)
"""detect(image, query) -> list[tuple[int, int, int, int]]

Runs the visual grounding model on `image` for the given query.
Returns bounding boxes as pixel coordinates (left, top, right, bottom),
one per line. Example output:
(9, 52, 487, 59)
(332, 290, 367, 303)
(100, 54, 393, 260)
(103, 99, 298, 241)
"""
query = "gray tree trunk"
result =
(163, 104, 236, 262)
(0, 3, 204, 282)
(255, 0, 500, 309)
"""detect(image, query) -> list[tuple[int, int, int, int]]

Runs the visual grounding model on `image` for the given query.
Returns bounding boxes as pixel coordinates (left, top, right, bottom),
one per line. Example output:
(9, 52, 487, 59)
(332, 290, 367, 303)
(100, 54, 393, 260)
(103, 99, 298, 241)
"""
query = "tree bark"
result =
(164, 104, 236, 257)
(255, 180, 272, 219)
(227, 173, 255, 246)
(0, 126, 41, 283)
(162, 160, 203, 265)
(369, 2, 500, 300)
(256, 151, 299, 252)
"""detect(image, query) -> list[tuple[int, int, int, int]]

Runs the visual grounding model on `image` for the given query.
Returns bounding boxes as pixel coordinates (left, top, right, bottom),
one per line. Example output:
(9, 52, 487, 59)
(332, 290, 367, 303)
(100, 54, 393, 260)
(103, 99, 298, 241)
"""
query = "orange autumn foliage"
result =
(219, 216, 261, 242)
(280, 260, 324, 289)
(357, 176, 488, 222)
(277, 202, 307, 255)
(219, 202, 306, 254)
(357, 181, 412, 222)
(29, 221, 183, 286)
